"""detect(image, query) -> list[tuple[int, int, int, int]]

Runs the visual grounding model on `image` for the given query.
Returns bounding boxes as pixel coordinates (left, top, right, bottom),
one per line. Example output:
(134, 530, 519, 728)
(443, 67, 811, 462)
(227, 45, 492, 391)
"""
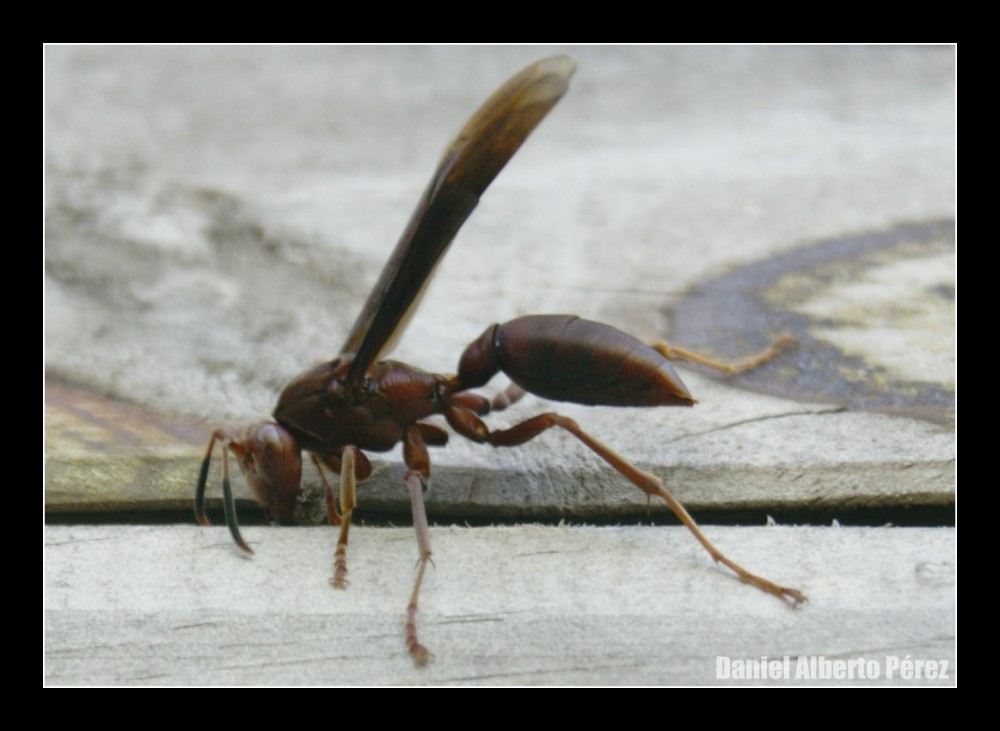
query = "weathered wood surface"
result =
(44, 525, 956, 686)
(45, 48, 955, 515)
(44, 47, 956, 686)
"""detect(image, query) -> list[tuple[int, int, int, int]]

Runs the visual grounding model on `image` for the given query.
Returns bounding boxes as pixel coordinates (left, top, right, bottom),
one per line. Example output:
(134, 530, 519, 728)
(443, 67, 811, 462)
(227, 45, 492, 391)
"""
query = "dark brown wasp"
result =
(195, 56, 805, 665)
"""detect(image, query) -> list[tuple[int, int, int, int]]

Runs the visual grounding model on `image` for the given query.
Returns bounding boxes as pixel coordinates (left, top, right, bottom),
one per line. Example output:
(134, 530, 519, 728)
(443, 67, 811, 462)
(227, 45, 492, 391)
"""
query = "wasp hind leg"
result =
(650, 334, 795, 375)
(445, 406, 805, 605)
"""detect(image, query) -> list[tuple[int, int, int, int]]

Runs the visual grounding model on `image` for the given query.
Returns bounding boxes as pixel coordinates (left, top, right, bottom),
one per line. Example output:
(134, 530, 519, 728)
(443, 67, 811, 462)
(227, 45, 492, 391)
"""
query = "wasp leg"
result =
(490, 383, 526, 412)
(650, 334, 795, 375)
(446, 408, 805, 606)
(328, 447, 360, 589)
(403, 425, 433, 665)
(311, 453, 342, 526)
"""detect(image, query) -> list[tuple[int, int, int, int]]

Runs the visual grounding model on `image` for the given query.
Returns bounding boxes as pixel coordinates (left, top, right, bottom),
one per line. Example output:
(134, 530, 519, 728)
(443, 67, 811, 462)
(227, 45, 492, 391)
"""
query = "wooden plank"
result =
(44, 48, 956, 687)
(45, 379, 954, 520)
(44, 525, 956, 686)
(45, 48, 955, 520)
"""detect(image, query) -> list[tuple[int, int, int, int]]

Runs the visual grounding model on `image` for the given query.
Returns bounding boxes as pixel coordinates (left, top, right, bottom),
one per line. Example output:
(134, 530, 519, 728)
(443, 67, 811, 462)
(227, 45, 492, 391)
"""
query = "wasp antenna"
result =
(194, 445, 213, 527)
(219, 439, 254, 555)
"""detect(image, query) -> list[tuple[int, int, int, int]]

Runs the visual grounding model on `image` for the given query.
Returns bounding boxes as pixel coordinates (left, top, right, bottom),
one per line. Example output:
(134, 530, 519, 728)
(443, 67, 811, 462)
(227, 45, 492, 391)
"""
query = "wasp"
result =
(196, 56, 804, 665)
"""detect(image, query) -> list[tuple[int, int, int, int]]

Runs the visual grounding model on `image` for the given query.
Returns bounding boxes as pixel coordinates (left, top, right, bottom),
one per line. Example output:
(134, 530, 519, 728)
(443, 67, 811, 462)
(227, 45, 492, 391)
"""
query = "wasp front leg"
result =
(313, 447, 369, 589)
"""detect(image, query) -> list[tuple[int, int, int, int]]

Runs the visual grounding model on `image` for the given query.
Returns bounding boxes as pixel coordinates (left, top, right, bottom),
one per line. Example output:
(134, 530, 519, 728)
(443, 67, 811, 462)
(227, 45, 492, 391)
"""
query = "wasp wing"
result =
(341, 55, 577, 383)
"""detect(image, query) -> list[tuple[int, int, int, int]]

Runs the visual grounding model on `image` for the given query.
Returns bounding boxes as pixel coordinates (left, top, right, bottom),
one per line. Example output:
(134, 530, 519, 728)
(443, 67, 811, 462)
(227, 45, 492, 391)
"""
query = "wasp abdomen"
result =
(488, 315, 694, 407)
